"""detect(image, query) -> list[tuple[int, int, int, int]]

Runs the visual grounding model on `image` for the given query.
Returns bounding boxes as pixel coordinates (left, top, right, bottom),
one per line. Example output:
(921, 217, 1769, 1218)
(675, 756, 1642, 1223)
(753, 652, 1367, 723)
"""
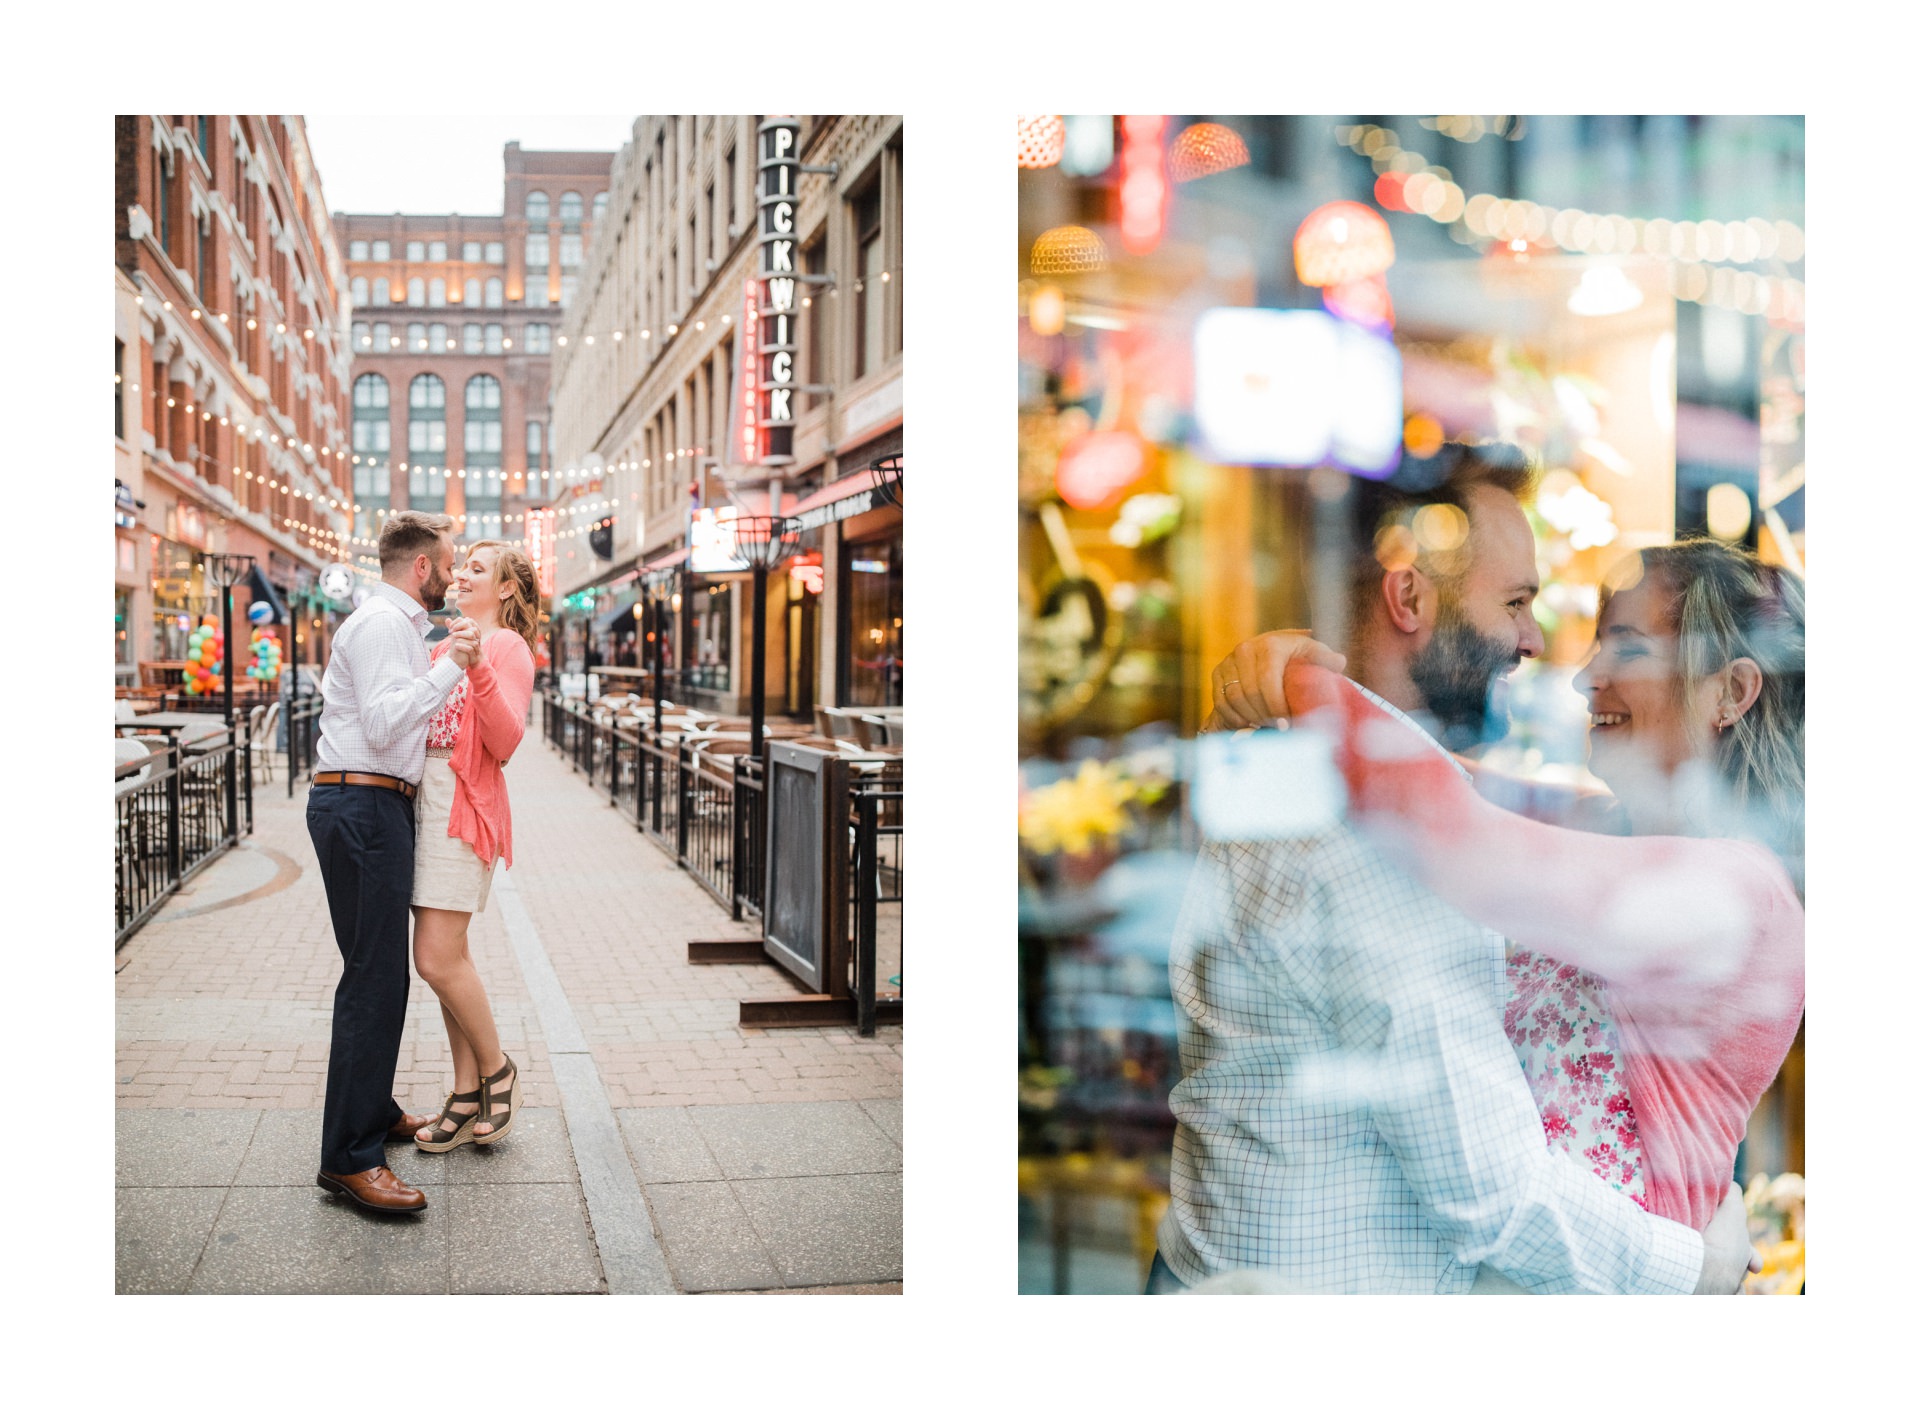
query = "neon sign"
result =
(757, 116, 800, 464)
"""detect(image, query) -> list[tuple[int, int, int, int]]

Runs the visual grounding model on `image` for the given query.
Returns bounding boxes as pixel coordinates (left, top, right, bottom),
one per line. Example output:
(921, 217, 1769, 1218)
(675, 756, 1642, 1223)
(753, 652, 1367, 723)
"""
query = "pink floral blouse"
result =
(424, 640, 468, 749)
(1504, 949, 1648, 1210)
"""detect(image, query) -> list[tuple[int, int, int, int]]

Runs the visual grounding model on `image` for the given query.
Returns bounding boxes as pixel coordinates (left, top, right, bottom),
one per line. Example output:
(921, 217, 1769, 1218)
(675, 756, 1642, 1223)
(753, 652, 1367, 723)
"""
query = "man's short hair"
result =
(1346, 441, 1538, 607)
(378, 510, 454, 574)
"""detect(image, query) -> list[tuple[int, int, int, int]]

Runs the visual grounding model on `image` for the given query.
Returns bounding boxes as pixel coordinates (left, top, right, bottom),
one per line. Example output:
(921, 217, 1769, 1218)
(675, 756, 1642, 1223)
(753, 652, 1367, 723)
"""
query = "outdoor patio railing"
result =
(115, 725, 255, 949)
(851, 782, 904, 1036)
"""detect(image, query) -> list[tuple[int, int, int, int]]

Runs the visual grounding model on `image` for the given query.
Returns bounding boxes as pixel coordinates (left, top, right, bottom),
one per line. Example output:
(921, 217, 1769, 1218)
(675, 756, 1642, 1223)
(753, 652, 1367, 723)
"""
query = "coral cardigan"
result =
(1284, 661, 1805, 1232)
(428, 629, 535, 869)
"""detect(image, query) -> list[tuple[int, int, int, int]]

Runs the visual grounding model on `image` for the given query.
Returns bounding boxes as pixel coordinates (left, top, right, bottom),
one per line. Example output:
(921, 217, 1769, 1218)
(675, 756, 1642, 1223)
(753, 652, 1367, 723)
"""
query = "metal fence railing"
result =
(285, 692, 324, 795)
(851, 783, 904, 1036)
(539, 690, 902, 1029)
(115, 724, 255, 949)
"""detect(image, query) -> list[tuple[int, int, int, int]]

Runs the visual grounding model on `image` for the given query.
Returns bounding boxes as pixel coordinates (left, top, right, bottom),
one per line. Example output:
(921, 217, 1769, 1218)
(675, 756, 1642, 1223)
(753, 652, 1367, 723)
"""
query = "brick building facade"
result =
(332, 145, 613, 577)
(115, 115, 354, 684)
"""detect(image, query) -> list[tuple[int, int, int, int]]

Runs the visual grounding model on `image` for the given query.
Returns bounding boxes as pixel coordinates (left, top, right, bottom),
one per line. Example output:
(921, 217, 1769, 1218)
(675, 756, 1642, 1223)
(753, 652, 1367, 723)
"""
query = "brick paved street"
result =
(115, 732, 902, 1294)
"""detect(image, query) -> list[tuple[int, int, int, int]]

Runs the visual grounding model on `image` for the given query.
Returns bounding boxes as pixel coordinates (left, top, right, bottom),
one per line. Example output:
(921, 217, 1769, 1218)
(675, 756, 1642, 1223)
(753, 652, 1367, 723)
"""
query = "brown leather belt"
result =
(312, 771, 418, 801)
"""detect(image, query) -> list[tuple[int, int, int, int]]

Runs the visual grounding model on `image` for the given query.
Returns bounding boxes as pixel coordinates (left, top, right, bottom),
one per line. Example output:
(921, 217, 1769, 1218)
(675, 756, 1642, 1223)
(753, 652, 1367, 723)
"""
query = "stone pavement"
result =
(116, 729, 903, 1294)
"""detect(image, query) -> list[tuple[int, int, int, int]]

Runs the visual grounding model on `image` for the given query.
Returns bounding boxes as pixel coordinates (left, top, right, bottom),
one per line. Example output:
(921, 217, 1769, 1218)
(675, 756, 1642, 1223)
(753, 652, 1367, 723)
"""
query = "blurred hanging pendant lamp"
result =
(1017, 116, 1067, 169)
(1169, 122, 1250, 182)
(1294, 200, 1395, 288)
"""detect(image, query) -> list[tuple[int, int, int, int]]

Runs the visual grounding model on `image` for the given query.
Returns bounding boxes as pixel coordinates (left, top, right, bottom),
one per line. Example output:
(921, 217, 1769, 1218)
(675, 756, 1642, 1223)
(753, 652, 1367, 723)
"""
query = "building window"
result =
(405, 321, 425, 351)
(485, 241, 504, 264)
(485, 324, 504, 354)
(592, 191, 608, 222)
(464, 277, 481, 307)
(407, 277, 426, 306)
(353, 320, 371, 349)
(408, 374, 448, 506)
(464, 323, 483, 354)
(430, 322, 450, 351)
(463, 240, 482, 262)
(465, 375, 503, 517)
(526, 232, 549, 267)
(352, 372, 392, 508)
(198, 211, 214, 302)
(115, 338, 125, 440)
(373, 277, 389, 305)
(372, 239, 390, 261)
(485, 278, 503, 308)
(407, 240, 425, 261)
(854, 185, 884, 379)
(374, 321, 392, 349)
(525, 274, 548, 307)
(526, 190, 549, 222)
(803, 238, 827, 407)
(428, 240, 447, 261)
(527, 420, 543, 458)
(560, 233, 582, 268)
(196, 115, 209, 157)
(560, 191, 583, 225)
(351, 275, 368, 305)
(843, 529, 903, 707)
(524, 323, 551, 354)
(560, 275, 578, 308)
(349, 239, 370, 261)
(154, 146, 171, 255)
(726, 147, 737, 234)
(428, 278, 446, 307)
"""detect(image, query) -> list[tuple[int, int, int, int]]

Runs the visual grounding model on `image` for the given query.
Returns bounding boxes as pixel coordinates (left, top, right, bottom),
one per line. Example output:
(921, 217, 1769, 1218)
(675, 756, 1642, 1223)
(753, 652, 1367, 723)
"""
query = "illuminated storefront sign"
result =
(734, 276, 762, 463)
(757, 115, 800, 464)
(690, 506, 748, 573)
(524, 507, 556, 597)
(788, 551, 824, 595)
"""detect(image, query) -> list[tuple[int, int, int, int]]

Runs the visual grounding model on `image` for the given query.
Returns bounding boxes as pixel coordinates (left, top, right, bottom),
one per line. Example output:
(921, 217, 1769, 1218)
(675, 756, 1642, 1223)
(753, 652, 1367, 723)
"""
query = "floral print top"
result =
(424, 640, 468, 750)
(1504, 949, 1648, 1209)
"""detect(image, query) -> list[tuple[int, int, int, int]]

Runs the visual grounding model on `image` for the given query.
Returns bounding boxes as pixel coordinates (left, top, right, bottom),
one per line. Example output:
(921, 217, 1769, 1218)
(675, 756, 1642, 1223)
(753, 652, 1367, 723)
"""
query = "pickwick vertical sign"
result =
(756, 115, 801, 466)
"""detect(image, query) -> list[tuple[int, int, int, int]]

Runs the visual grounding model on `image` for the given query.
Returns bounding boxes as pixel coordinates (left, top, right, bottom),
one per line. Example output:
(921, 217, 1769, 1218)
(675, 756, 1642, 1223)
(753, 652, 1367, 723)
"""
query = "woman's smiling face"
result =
(1573, 577, 1705, 781)
(452, 546, 504, 614)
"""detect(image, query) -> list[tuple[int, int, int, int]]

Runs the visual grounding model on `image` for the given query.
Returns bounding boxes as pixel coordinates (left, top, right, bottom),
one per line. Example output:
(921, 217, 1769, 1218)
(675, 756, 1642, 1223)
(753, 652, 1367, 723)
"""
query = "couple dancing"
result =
(306, 511, 539, 1213)
(1153, 444, 1804, 1293)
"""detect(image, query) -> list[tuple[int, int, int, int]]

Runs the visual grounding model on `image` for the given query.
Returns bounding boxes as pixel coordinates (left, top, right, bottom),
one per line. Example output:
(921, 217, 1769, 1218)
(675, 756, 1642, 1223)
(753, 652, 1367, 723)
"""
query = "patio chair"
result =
(250, 700, 281, 783)
(115, 736, 155, 789)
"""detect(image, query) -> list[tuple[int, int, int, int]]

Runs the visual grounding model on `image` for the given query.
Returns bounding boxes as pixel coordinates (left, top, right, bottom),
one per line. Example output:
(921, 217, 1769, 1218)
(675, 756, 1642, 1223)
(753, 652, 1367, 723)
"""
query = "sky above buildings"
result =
(304, 116, 636, 216)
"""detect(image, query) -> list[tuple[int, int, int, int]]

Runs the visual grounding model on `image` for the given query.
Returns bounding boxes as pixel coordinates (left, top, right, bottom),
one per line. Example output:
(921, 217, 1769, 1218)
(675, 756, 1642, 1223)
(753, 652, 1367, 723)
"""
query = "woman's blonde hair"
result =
(1614, 538, 1805, 882)
(464, 540, 541, 653)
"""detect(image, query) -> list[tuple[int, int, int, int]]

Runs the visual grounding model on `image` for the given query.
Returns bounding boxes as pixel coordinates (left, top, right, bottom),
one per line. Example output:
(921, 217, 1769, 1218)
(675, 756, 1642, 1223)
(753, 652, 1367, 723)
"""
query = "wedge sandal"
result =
(472, 1055, 520, 1145)
(414, 1087, 482, 1153)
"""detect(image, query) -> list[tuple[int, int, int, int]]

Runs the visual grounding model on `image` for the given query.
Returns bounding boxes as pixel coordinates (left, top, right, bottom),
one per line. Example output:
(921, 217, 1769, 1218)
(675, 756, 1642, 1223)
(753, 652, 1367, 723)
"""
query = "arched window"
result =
(484, 277, 503, 308)
(428, 277, 446, 307)
(372, 276, 389, 305)
(407, 276, 425, 306)
(559, 191, 583, 225)
(463, 277, 480, 307)
(526, 190, 549, 222)
(408, 374, 447, 508)
(592, 191, 608, 222)
(351, 374, 391, 535)
(350, 275, 368, 306)
(465, 374, 503, 513)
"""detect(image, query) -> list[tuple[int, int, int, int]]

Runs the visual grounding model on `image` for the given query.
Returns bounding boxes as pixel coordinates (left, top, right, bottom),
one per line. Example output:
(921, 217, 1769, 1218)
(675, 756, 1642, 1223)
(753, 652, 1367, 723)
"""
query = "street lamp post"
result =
(208, 552, 255, 838)
(731, 516, 800, 760)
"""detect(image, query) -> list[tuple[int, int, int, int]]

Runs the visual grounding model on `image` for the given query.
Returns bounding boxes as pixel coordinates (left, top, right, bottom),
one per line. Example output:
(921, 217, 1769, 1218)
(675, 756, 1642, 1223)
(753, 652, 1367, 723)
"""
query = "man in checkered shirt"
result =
(1151, 447, 1755, 1294)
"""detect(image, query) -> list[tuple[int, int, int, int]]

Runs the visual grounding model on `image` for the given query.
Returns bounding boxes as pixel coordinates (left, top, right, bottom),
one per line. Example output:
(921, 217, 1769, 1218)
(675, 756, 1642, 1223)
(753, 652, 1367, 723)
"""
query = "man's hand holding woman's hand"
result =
(1695, 1181, 1762, 1294)
(1204, 630, 1347, 733)
(448, 618, 482, 670)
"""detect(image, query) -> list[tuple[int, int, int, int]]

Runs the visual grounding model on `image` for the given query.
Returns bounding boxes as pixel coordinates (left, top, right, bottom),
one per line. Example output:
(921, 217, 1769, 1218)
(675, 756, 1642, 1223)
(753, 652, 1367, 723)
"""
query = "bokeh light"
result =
(1707, 482, 1754, 541)
(1030, 225, 1109, 276)
(1055, 431, 1148, 510)
(1017, 115, 1066, 169)
(1294, 201, 1394, 288)
(1169, 122, 1250, 182)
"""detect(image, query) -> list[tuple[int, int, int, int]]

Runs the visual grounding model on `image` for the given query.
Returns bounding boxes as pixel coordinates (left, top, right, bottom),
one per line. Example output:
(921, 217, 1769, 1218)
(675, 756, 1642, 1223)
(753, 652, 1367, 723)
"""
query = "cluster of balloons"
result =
(248, 625, 284, 681)
(182, 616, 223, 696)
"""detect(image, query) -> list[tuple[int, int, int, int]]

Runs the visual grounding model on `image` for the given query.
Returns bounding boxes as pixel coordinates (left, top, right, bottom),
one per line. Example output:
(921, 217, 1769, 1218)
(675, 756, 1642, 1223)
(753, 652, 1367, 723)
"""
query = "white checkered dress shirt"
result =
(314, 581, 465, 786)
(1158, 683, 1702, 1294)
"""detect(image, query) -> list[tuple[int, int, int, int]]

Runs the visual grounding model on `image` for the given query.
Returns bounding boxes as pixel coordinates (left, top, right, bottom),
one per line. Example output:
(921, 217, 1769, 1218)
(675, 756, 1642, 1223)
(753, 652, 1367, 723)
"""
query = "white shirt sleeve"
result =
(355, 611, 466, 752)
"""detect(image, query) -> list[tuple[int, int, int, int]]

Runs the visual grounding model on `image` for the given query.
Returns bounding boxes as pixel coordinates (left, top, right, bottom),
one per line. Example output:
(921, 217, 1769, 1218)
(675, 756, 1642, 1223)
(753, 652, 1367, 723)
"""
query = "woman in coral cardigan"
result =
(409, 541, 539, 1151)
(1211, 540, 1804, 1242)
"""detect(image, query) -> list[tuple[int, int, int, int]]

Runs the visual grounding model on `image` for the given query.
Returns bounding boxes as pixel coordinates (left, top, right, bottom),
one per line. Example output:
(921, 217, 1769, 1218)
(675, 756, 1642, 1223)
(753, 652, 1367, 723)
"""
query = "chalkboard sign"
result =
(761, 742, 850, 994)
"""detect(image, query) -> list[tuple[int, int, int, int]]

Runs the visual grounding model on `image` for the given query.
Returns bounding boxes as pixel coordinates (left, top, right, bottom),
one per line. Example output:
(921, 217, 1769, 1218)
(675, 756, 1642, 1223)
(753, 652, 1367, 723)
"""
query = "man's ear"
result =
(1380, 566, 1431, 635)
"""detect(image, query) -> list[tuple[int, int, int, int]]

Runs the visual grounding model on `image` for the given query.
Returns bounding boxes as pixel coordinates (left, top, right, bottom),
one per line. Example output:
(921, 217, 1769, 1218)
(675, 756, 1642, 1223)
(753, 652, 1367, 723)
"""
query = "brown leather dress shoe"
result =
(316, 1165, 428, 1212)
(386, 1112, 434, 1143)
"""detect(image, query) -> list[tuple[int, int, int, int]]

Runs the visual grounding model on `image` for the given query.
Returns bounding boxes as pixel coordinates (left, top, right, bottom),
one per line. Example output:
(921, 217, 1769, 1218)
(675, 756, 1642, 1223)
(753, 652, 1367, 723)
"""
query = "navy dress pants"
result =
(307, 783, 415, 1175)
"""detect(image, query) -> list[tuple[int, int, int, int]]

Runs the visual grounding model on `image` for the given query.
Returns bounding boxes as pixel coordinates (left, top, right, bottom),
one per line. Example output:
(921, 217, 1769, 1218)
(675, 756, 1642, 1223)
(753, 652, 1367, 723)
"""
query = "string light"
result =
(1334, 122, 1804, 321)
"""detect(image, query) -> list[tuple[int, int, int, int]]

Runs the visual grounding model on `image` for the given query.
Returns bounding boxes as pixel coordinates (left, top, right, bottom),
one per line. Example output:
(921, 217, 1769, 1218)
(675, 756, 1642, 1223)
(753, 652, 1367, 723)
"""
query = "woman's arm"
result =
(1283, 660, 1797, 995)
(466, 634, 534, 763)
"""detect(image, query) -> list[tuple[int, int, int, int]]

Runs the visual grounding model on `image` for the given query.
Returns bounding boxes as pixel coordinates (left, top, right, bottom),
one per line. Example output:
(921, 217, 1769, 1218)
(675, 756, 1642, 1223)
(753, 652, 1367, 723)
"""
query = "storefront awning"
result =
(591, 600, 640, 633)
(642, 547, 690, 574)
(788, 468, 893, 531)
(243, 563, 288, 624)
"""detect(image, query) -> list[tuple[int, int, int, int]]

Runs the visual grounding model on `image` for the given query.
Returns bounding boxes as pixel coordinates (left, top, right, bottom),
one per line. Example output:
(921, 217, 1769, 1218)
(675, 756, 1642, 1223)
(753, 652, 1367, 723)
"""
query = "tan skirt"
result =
(412, 750, 495, 913)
